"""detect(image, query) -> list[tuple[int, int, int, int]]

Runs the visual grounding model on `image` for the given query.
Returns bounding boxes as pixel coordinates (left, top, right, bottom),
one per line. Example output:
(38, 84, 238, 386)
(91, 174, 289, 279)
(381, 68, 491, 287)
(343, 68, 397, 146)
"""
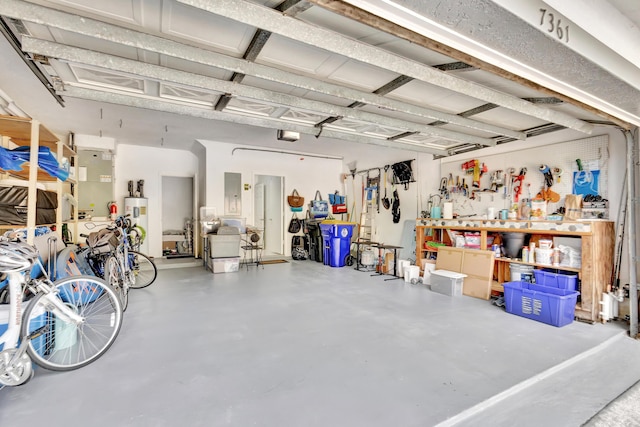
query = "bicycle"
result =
(0, 239, 123, 387)
(81, 216, 157, 310)
(122, 220, 156, 290)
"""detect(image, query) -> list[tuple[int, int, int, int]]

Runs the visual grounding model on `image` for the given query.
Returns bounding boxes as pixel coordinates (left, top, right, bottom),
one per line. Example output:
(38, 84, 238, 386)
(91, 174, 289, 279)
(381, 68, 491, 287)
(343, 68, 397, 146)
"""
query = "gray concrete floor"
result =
(1, 260, 639, 426)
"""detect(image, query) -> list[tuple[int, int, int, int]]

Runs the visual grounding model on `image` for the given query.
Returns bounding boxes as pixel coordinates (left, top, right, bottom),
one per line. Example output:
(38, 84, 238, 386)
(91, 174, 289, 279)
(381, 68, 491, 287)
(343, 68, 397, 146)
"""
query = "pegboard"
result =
(439, 134, 609, 217)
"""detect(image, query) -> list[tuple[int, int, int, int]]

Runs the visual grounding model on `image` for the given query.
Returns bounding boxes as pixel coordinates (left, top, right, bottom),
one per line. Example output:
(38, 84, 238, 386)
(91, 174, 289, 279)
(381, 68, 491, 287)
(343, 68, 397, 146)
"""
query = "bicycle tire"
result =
(129, 251, 157, 289)
(105, 255, 128, 311)
(21, 275, 123, 371)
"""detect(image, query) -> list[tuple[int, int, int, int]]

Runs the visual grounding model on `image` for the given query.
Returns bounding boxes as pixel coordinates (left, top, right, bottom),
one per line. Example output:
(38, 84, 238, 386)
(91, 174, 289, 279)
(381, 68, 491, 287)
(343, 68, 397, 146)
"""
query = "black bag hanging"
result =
(392, 189, 401, 224)
(288, 213, 302, 233)
(391, 160, 414, 190)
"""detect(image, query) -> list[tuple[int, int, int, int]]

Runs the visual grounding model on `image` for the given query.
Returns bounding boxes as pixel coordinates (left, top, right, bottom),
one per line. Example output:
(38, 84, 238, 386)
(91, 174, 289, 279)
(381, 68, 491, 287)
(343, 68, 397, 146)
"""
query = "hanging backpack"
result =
(391, 160, 414, 190)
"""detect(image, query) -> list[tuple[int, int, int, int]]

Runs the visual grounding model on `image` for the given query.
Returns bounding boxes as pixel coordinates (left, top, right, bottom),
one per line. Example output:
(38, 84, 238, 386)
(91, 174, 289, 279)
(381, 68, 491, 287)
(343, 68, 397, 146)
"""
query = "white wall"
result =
(201, 140, 343, 257)
(114, 144, 198, 258)
(109, 125, 631, 286)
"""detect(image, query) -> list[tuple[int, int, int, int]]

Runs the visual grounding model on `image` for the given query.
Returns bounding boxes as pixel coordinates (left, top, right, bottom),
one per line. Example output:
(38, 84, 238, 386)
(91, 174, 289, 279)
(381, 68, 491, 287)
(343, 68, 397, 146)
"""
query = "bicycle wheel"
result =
(105, 255, 128, 311)
(22, 275, 123, 371)
(129, 251, 157, 289)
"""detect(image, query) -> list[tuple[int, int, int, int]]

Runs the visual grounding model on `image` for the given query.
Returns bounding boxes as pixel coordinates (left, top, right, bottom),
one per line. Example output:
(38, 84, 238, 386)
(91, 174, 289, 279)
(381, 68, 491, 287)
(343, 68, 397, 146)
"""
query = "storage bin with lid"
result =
(430, 270, 467, 296)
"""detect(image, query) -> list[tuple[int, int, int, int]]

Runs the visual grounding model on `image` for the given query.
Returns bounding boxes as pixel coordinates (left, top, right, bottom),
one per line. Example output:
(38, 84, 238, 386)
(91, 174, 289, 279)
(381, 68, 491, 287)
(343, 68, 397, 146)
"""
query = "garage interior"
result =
(0, 0, 639, 425)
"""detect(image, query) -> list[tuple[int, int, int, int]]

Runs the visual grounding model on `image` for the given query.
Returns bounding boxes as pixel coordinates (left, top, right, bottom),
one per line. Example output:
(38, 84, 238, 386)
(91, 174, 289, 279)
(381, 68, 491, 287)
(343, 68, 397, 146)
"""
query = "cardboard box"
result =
(436, 246, 495, 300)
(210, 257, 240, 273)
(162, 241, 177, 251)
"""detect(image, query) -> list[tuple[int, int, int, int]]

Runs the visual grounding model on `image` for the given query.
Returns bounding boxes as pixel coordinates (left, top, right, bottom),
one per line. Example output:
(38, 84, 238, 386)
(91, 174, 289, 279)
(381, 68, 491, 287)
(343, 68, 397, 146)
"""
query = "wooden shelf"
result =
(6, 165, 58, 182)
(0, 114, 76, 244)
(416, 218, 615, 323)
(0, 114, 59, 148)
(495, 258, 581, 273)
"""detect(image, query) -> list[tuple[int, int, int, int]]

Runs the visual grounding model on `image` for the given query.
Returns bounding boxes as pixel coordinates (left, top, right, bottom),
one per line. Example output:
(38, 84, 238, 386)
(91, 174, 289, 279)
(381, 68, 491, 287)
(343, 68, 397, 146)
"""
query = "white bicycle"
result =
(0, 239, 123, 387)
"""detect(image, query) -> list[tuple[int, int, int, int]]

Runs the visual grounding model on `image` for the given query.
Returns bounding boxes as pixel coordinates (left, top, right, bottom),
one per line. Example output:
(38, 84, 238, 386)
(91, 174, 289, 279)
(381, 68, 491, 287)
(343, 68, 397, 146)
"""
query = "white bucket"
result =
(510, 263, 534, 282)
(404, 265, 420, 282)
(535, 248, 553, 265)
(422, 263, 436, 285)
(397, 259, 410, 277)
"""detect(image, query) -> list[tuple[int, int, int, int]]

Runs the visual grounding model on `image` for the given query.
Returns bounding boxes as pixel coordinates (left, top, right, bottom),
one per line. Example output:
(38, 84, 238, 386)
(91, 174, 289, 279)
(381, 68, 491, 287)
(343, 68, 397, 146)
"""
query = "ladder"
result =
(359, 203, 375, 241)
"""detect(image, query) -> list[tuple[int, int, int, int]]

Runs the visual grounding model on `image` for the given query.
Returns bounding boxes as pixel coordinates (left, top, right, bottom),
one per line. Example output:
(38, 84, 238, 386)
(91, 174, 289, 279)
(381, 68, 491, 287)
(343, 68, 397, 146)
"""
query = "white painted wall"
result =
(200, 140, 343, 257)
(109, 125, 630, 285)
(114, 144, 198, 258)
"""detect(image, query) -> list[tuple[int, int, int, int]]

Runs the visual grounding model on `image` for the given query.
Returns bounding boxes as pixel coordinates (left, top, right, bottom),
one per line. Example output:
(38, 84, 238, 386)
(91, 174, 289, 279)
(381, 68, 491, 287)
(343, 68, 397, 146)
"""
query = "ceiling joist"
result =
(23, 37, 500, 147)
(0, 0, 528, 142)
(177, 0, 594, 134)
(60, 85, 449, 156)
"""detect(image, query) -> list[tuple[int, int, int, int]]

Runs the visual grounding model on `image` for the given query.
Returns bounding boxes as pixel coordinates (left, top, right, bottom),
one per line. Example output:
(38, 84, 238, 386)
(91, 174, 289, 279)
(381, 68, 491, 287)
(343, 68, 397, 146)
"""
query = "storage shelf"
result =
(0, 114, 76, 244)
(495, 258, 581, 273)
(416, 218, 614, 323)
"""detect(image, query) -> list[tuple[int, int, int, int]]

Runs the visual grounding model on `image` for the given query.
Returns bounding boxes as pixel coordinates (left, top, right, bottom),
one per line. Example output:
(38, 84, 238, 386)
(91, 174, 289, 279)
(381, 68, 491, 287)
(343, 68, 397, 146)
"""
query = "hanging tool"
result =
(439, 177, 449, 199)
(512, 168, 526, 202)
(552, 167, 564, 183)
(382, 165, 391, 210)
(537, 164, 560, 202)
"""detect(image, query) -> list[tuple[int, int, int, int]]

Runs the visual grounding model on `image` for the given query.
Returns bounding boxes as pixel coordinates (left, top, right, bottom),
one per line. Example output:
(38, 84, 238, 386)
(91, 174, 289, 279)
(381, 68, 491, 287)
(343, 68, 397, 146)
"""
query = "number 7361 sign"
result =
(539, 8, 570, 43)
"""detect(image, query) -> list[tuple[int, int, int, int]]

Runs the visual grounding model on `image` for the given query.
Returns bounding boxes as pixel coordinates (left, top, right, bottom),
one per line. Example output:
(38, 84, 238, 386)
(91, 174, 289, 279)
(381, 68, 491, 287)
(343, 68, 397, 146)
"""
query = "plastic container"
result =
(404, 265, 420, 282)
(422, 263, 436, 284)
(320, 222, 356, 267)
(210, 256, 240, 273)
(430, 270, 467, 296)
(535, 248, 553, 265)
(533, 270, 579, 291)
(510, 263, 534, 282)
(503, 281, 579, 327)
(397, 259, 410, 277)
(538, 239, 553, 249)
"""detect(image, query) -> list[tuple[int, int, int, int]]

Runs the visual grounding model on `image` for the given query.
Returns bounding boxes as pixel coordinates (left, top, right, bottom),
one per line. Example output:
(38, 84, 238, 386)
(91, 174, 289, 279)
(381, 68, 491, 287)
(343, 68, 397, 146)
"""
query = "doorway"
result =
(161, 176, 195, 258)
(253, 175, 284, 256)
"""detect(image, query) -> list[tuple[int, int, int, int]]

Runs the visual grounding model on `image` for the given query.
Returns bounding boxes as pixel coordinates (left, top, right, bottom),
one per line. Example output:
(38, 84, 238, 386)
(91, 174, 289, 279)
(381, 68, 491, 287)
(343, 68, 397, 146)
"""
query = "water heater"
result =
(124, 197, 149, 254)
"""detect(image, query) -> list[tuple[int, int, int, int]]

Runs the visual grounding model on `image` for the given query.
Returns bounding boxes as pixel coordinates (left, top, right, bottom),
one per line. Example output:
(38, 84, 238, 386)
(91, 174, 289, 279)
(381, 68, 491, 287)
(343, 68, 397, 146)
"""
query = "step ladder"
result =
(359, 206, 375, 241)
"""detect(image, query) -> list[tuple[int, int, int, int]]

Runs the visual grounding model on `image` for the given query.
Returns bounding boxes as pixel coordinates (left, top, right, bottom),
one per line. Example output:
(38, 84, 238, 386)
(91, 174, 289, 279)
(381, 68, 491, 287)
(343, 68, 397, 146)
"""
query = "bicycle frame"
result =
(1, 266, 83, 387)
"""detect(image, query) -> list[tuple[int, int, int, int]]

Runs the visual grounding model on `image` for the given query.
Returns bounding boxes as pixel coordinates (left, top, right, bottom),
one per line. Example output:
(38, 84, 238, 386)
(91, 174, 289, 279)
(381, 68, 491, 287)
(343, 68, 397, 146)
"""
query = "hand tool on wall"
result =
(440, 177, 449, 199)
(537, 164, 560, 202)
(382, 165, 391, 209)
(552, 167, 563, 183)
(512, 168, 526, 202)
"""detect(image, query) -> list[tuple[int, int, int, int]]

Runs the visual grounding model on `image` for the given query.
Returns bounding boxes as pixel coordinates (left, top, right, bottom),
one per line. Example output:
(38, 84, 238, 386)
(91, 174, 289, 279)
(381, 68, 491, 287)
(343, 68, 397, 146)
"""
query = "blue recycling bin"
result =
(319, 221, 356, 267)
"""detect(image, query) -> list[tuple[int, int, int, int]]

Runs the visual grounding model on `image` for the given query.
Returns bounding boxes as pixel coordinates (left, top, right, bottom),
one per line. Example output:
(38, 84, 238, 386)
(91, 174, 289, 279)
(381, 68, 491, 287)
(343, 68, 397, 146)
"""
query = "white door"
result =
(254, 175, 284, 255)
(255, 182, 266, 231)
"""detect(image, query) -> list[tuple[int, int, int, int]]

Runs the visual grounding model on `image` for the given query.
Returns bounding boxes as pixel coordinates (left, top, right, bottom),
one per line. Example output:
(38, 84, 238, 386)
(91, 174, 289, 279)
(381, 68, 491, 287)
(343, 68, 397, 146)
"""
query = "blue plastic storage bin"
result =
(503, 281, 580, 327)
(533, 270, 579, 291)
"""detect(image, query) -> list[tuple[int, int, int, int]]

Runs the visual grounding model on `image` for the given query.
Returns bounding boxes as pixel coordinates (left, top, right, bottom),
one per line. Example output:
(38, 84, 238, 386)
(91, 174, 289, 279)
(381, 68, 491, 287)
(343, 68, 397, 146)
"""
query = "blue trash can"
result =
(320, 222, 356, 267)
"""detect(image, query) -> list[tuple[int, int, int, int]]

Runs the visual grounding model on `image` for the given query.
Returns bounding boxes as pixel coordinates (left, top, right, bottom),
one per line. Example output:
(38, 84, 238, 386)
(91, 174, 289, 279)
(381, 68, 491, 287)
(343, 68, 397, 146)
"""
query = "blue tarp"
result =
(0, 145, 69, 181)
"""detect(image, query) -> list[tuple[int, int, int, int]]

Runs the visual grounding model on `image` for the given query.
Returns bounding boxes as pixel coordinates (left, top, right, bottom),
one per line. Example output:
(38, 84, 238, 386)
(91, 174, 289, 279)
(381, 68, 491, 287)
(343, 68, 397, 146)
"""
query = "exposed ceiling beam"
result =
(276, 0, 313, 15)
(309, 0, 632, 129)
(59, 86, 450, 156)
(348, 74, 413, 108)
(215, 28, 272, 111)
(432, 62, 475, 72)
(23, 37, 498, 147)
(177, 0, 594, 134)
(0, 0, 524, 140)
